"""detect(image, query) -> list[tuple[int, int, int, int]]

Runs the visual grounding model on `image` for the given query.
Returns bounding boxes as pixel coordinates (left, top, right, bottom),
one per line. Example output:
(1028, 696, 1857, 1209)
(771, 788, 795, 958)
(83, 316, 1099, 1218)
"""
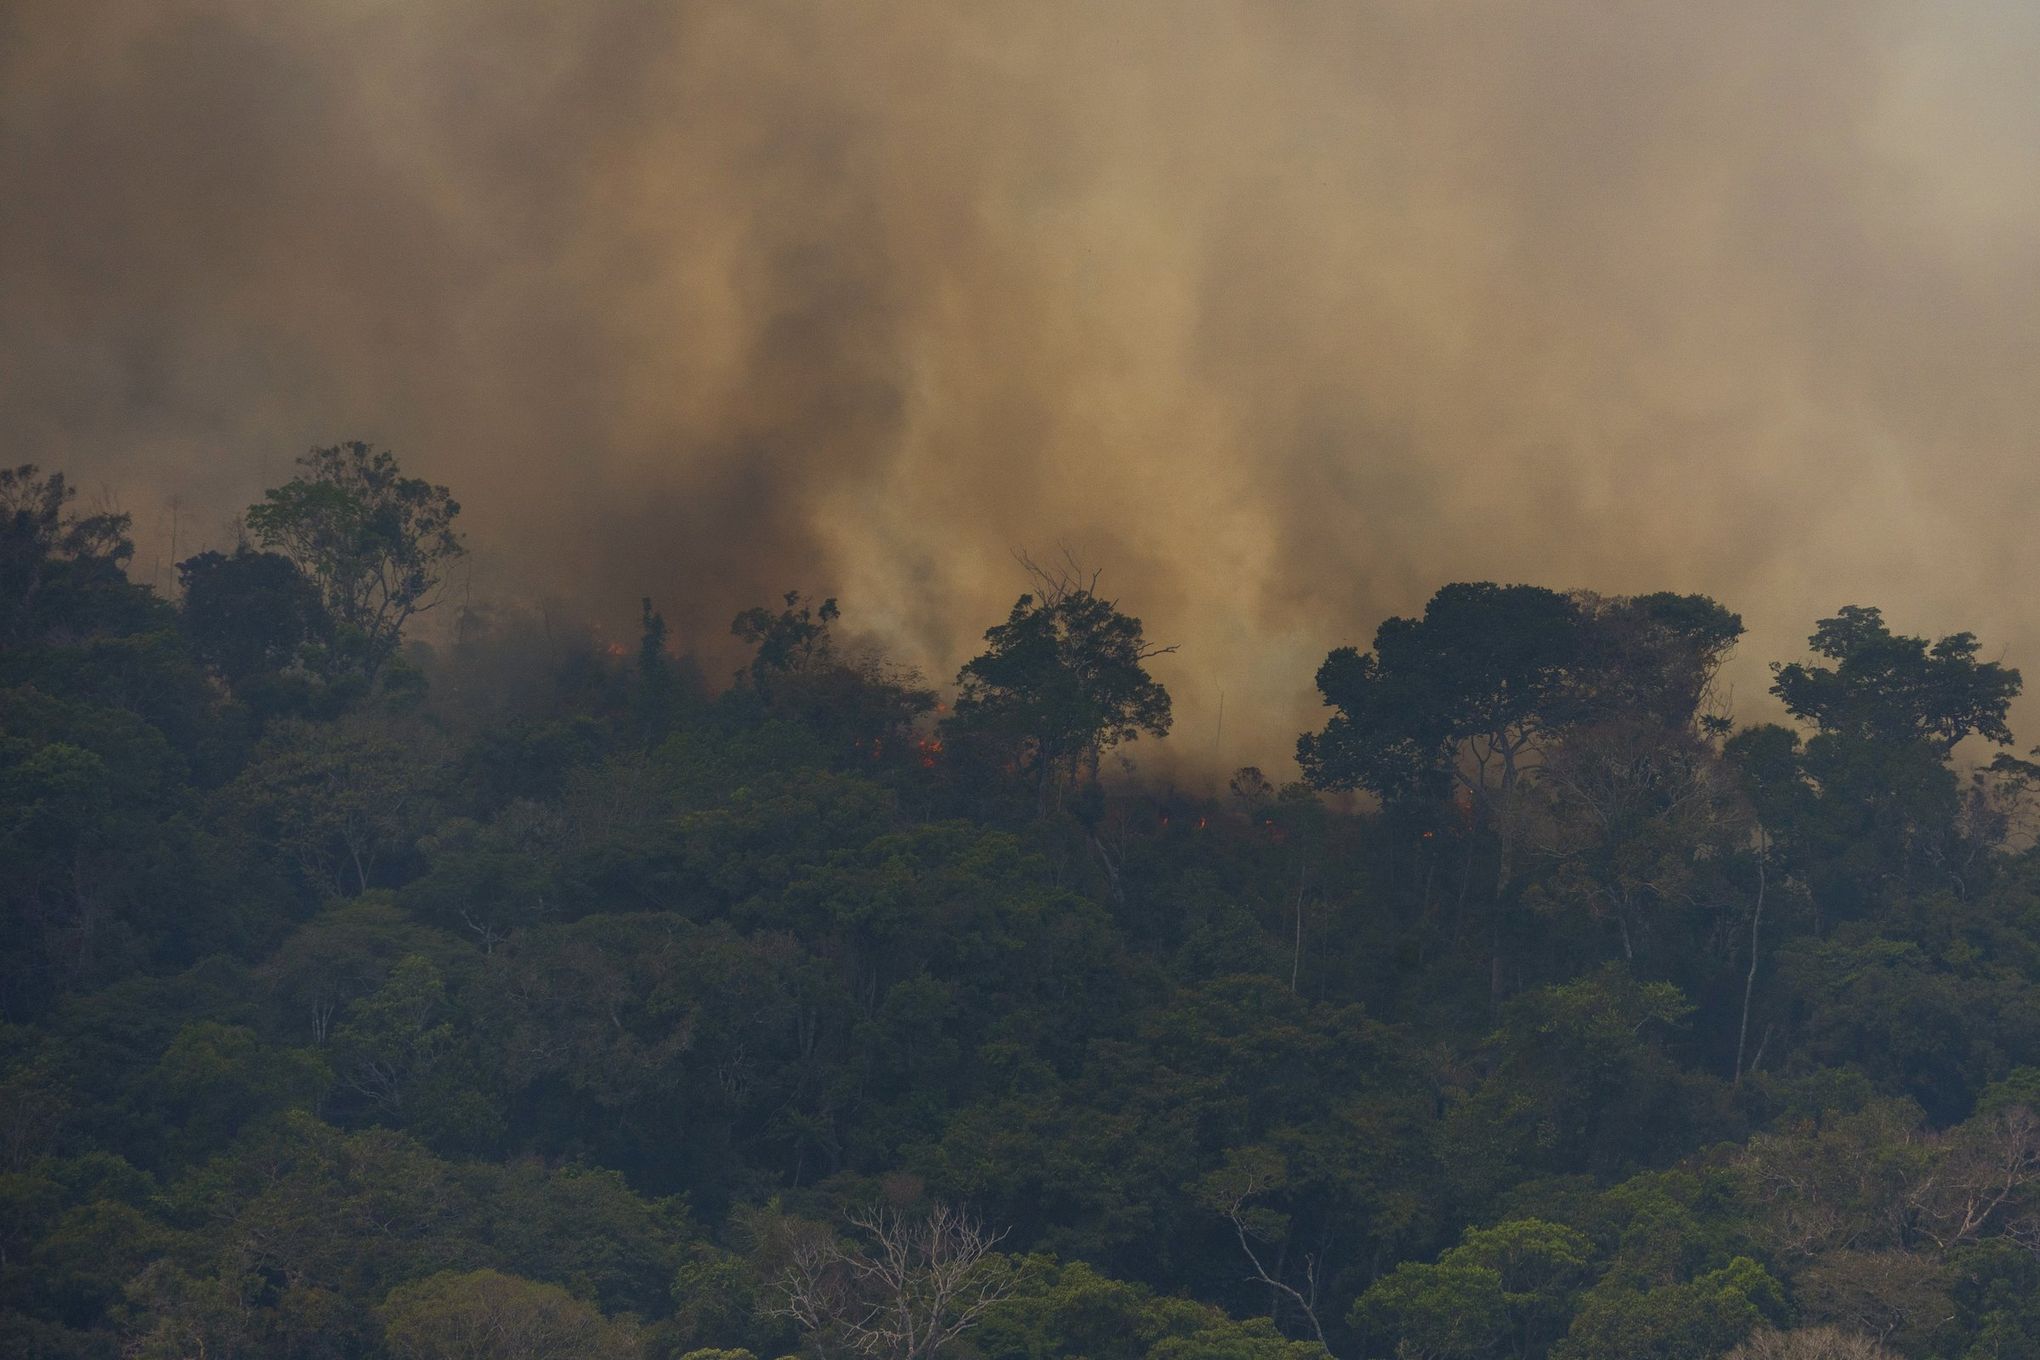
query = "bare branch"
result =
(770, 1204, 1013, 1360)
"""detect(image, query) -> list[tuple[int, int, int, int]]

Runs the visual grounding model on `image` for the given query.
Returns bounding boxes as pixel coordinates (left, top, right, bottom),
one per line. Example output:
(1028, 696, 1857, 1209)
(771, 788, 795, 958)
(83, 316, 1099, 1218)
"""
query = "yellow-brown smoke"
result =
(9, 2, 2040, 778)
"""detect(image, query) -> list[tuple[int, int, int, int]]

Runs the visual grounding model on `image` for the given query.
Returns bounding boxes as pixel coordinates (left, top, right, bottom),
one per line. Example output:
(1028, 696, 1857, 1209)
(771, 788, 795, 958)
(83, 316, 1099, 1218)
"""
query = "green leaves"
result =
(1302, 585, 1746, 805)
(223, 717, 446, 896)
(1772, 606, 2020, 753)
(379, 1268, 640, 1360)
(1553, 1256, 1783, 1360)
(245, 442, 464, 683)
(22, 466, 2040, 1360)
(977, 1257, 1330, 1360)
(176, 547, 331, 713)
(0, 465, 143, 648)
(1351, 1219, 1593, 1360)
(948, 576, 1173, 808)
(142, 1022, 328, 1162)
(1300, 583, 1584, 802)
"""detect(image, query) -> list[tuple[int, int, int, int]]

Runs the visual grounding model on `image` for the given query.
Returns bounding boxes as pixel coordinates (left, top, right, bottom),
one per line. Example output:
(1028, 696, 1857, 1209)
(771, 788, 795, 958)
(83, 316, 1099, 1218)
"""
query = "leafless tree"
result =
(1734, 1101, 1925, 1259)
(1736, 1101, 2040, 1263)
(769, 1204, 1013, 1360)
(1726, 1327, 1903, 1360)
(1906, 1104, 2040, 1249)
(1793, 1250, 1954, 1345)
(1013, 545, 1101, 609)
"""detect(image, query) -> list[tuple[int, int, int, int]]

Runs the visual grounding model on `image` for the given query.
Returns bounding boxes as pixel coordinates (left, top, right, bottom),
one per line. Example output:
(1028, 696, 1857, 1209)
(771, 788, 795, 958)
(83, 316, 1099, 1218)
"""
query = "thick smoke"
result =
(8, 1, 2040, 777)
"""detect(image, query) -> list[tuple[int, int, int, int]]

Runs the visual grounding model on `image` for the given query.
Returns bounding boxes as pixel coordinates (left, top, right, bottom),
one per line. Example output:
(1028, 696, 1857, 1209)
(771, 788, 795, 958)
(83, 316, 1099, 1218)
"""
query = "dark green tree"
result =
(1572, 591, 1744, 731)
(1299, 583, 1583, 807)
(1771, 605, 2019, 754)
(1554, 1257, 1783, 1360)
(1302, 587, 1743, 809)
(731, 591, 839, 691)
(224, 717, 446, 896)
(1526, 715, 1748, 965)
(1300, 583, 1583, 1006)
(1350, 1219, 1594, 1360)
(1754, 607, 2023, 918)
(946, 561, 1173, 812)
(244, 442, 464, 682)
(0, 464, 146, 646)
(177, 547, 330, 709)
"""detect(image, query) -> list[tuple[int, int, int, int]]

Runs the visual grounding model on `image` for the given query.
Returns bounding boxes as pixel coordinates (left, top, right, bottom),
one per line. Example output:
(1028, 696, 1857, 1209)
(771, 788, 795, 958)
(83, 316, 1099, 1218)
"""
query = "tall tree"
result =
(225, 717, 445, 896)
(1770, 605, 2019, 755)
(1764, 607, 2022, 910)
(731, 590, 840, 692)
(1298, 583, 1583, 811)
(1300, 583, 1582, 1001)
(946, 560, 1173, 812)
(1526, 593, 1747, 971)
(245, 442, 464, 682)
(0, 464, 143, 646)
(1527, 715, 1748, 965)
(1301, 587, 1743, 810)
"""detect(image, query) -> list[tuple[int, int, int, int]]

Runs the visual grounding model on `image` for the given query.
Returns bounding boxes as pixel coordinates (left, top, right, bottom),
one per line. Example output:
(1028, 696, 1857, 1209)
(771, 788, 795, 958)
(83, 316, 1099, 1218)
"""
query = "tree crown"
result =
(1771, 604, 2019, 753)
(245, 442, 463, 679)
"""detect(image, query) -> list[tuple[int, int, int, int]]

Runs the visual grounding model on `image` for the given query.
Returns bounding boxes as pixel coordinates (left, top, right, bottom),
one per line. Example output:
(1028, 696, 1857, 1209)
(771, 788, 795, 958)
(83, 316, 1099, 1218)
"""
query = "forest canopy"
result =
(6, 449, 2040, 1360)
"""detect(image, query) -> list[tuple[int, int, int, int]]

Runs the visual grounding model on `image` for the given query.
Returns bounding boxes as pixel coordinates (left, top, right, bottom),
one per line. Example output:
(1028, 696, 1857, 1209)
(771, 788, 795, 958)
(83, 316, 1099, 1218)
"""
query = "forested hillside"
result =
(10, 446, 2040, 1360)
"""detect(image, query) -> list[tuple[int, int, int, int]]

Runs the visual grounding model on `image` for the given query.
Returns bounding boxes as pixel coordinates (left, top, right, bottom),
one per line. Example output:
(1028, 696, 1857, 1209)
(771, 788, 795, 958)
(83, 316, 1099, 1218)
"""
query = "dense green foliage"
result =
(7, 452, 2040, 1359)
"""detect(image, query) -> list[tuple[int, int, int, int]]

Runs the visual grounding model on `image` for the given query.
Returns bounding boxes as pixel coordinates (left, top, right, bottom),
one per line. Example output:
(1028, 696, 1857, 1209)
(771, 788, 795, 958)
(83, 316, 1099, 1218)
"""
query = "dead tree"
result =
(770, 1204, 1013, 1360)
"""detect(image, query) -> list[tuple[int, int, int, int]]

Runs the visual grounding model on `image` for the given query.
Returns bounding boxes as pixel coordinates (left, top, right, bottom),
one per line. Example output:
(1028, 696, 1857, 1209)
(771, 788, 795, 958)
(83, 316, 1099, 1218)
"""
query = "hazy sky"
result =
(8, 1, 2040, 778)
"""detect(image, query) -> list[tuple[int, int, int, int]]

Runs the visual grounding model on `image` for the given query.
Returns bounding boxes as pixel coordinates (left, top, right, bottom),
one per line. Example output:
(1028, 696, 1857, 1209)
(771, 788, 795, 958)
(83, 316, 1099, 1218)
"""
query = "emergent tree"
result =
(947, 558, 1173, 812)
(245, 442, 464, 682)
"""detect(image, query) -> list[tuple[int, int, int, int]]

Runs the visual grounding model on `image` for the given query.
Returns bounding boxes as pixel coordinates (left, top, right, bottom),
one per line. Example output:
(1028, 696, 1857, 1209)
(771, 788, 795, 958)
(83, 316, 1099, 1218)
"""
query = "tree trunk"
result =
(1291, 864, 1308, 994)
(1733, 839, 1767, 1087)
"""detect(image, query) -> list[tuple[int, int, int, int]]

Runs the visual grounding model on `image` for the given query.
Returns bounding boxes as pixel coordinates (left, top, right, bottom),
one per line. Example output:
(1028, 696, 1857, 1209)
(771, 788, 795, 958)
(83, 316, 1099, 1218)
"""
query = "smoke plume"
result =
(9, 1, 2040, 776)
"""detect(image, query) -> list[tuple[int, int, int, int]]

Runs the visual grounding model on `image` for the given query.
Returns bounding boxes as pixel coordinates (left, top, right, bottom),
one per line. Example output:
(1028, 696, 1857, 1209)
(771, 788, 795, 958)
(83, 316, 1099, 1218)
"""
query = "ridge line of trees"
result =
(9, 444, 2040, 1360)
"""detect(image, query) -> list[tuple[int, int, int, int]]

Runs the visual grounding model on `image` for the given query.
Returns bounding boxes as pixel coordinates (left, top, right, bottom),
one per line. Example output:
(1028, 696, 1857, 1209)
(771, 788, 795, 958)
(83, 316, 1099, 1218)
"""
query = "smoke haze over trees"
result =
(15, 5, 2040, 1358)
(12, 2, 2040, 772)
(9, 445, 2040, 1357)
